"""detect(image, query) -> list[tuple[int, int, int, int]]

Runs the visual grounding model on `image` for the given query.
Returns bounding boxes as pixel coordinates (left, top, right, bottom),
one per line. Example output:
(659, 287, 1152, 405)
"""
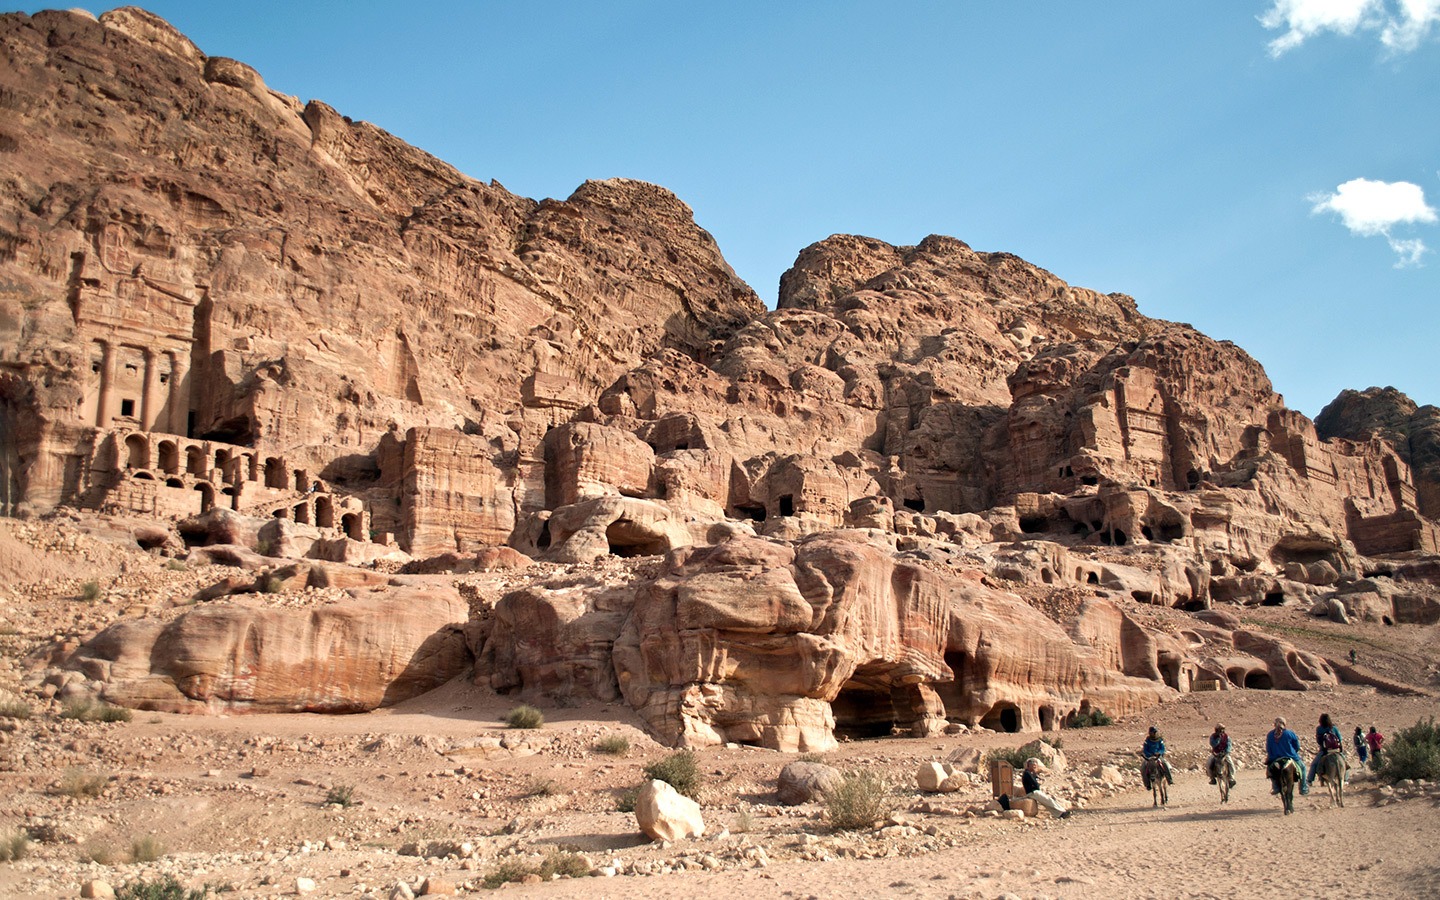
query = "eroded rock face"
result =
(66, 587, 470, 713)
(8, 9, 1440, 745)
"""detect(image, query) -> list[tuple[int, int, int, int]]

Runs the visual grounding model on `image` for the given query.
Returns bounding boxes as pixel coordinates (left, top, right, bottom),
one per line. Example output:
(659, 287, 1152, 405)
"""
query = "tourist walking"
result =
(1366, 726, 1385, 770)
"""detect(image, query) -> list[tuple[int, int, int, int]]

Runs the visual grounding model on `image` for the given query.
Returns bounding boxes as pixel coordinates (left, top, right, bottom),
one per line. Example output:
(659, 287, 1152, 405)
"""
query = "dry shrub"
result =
(505, 705, 544, 729)
(824, 770, 895, 832)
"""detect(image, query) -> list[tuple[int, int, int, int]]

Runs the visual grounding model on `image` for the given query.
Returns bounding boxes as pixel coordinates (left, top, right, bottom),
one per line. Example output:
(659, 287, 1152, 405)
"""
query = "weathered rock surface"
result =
(3, 9, 1438, 747)
(66, 587, 470, 712)
(777, 761, 844, 805)
(634, 779, 704, 842)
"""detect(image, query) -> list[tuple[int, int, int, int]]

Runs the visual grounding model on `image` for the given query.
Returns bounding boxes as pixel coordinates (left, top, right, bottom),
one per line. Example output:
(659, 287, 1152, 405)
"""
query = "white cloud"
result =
(1311, 177, 1438, 266)
(1260, 0, 1440, 54)
(1381, 0, 1440, 50)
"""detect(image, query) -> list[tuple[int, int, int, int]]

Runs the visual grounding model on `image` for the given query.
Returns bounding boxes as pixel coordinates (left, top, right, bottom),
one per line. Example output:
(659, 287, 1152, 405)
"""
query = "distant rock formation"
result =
(4, 8, 1437, 745)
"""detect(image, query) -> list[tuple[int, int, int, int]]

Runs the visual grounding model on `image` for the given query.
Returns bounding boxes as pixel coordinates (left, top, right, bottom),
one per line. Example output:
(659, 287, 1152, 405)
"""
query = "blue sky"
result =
(22, 1, 1440, 415)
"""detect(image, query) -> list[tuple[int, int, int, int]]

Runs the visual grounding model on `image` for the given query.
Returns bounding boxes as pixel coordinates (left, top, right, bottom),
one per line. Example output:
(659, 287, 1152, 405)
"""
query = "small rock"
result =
(389, 882, 416, 900)
(80, 881, 115, 899)
(419, 876, 456, 895)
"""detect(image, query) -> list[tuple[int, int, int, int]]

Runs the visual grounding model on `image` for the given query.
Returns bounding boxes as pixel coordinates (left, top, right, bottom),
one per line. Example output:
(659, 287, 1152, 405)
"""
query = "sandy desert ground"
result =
(1, 518, 1437, 900)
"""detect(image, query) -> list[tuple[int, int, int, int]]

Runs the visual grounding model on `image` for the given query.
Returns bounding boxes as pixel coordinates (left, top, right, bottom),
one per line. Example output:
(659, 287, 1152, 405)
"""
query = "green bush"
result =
(55, 767, 108, 798)
(615, 787, 638, 813)
(60, 698, 132, 723)
(0, 699, 31, 720)
(0, 829, 29, 862)
(79, 840, 117, 865)
(505, 705, 544, 729)
(115, 876, 209, 900)
(79, 580, 103, 602)
(97, 704, 133, 723)
(1067, 708, 1113, 728)
(165, 559, 188, 572)
(1377, 717, 1440, 783)
(259, 575, 283, 594)
(482, 859, 534, 889)
(129, 835, 165, 863)
(643, 750, 702, 799)
(824, 770, 895, 832)
(593, 735, 630, 756)
(539, 851, 591, 879)
(324, 784, 356, 807)
(985, 746, 1031, 770)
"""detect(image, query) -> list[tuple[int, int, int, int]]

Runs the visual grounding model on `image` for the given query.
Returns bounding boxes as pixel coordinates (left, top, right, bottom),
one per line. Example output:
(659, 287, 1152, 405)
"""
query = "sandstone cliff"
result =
(5, 8, 1439, 750)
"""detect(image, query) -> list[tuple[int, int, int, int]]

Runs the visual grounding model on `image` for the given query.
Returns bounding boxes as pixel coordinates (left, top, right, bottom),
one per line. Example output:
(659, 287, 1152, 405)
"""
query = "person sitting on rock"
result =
(1207, 723, 1234, 786)
(1265, 716, 1308, 796)
(1021, 757, 1071, 819)
(1141, 726, 1174, 787)
(1307, 712, 1346, 787)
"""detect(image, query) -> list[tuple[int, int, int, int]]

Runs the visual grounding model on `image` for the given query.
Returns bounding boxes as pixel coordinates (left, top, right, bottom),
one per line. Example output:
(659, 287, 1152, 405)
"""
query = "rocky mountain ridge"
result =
(2, 7, 1438, 751)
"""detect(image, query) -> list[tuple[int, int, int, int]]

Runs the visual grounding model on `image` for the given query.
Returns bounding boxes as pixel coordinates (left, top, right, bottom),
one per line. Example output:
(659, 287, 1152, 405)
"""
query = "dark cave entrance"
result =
(981, 702, 1021, 733)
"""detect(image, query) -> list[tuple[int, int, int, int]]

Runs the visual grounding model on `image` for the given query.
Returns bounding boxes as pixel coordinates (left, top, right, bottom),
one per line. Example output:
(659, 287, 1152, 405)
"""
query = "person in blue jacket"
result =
(1141, 726, 1174, 788)
(1308, 712, 1346, 786)
(1265, 716, 1308, 796)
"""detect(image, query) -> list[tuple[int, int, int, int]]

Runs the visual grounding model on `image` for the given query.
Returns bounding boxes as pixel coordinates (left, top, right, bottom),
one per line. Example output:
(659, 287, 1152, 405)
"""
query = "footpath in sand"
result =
(1, 680, 1436, 900)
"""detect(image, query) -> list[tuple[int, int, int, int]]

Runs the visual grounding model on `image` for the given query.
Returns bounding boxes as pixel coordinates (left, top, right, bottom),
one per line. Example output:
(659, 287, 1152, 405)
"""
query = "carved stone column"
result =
(140, 348, 160, 431)
(164, 350, 189, 436)
(95, 339, 116, 427)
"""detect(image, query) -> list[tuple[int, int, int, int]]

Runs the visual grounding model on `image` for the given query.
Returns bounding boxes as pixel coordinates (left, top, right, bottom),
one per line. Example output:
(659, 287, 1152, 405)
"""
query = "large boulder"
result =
(776, 761, 843, 805)
(634, 780, 704, 841)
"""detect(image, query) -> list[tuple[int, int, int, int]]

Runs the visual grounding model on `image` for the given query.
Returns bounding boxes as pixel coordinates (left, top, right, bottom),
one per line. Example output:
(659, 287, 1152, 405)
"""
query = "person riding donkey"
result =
(1308, 712, 1347, 788)
(1208, 723, 1236, 787)
(1141, 726, 1175, 789)
(1265, 716, 1308, 796)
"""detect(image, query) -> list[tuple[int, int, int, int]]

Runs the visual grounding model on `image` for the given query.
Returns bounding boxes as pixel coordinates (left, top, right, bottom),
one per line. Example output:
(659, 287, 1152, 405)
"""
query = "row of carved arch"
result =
(118, 432, 316, 492)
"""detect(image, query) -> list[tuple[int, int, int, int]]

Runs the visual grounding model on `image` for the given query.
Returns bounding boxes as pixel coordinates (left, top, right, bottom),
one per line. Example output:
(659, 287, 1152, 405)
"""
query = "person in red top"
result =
(1207, 723, 1234, 786)
(1366, 726, 1385, 770)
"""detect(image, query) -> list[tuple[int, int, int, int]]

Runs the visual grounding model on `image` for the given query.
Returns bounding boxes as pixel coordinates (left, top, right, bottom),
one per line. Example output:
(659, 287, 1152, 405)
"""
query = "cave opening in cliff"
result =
(199, 416, 254, 447)
(605, 519, 668, 557)
(1158, 656, 1182, 690)
(1038, 705, 1055, 731)
(733, 503, 765, 522)
(903, 497, 924, 512)
(831, 676, 895, 740)
(932, 651, 969, 719)
(980, 702, 1021, 733)
(194, 482, 214, 513)
(1243, 671, 1273, 689)
(185, 446, 205, 476)
(264, 458, 285, 488)
(315, 496, 334, 528)
(536, 520, 552, 550)
(342, 513, 363, 541)
(778, 494, 795, 517)
(1262, 591, 1286, 606)
(1019, 516, 1048, 534)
